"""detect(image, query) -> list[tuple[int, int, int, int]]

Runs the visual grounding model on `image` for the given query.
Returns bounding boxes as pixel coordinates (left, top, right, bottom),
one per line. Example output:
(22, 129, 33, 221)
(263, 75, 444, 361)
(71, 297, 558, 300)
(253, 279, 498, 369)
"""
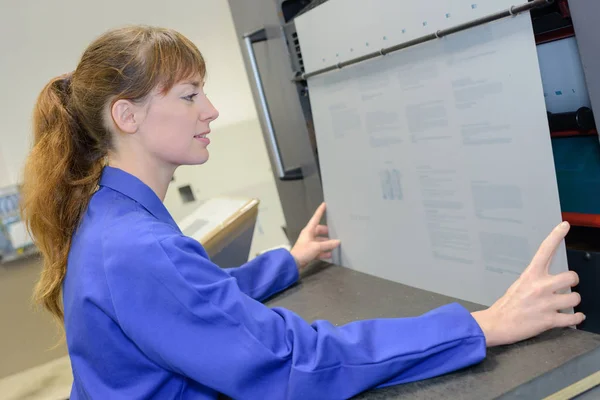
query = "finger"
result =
(544, 223, 571, 270)
(315, 225, 329, 236)
(528, 222, 570, 274)
(547, 270, 579, 293)
(318, 239, 341, 252)
(551, 291, 581, 311)
(553, 311, 586, 328)
(307, 202, 327, 229)
(319, 252, 333, 259)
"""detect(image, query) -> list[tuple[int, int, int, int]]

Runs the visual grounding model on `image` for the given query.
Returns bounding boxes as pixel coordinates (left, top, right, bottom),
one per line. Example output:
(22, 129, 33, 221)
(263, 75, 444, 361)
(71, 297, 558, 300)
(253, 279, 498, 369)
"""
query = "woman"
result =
(21, 25, 584, 399)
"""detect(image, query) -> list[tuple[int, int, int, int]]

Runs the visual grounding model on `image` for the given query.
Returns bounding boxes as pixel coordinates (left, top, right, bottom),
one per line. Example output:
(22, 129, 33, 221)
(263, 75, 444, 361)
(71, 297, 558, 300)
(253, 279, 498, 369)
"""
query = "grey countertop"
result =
(265, 262, 600, 399)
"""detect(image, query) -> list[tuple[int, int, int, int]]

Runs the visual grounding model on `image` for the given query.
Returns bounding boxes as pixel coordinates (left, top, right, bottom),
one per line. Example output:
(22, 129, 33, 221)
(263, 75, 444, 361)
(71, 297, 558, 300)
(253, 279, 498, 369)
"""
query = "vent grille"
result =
(291, 31, 304, 72)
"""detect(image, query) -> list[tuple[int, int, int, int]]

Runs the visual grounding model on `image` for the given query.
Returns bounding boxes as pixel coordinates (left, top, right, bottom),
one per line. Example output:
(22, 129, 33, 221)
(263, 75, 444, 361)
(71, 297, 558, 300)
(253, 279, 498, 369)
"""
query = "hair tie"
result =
(59, 72, 74, 96)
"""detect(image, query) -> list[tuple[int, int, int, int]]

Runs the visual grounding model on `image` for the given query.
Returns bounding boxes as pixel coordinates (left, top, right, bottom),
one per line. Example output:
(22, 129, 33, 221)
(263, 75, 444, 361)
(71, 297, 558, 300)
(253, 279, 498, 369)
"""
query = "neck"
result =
(107, 155, 175, 202)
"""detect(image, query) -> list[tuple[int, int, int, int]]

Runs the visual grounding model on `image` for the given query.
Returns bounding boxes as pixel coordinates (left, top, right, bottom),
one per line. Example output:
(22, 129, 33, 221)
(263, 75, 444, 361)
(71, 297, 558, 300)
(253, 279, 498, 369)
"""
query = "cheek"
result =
(144, 108, 195, 154)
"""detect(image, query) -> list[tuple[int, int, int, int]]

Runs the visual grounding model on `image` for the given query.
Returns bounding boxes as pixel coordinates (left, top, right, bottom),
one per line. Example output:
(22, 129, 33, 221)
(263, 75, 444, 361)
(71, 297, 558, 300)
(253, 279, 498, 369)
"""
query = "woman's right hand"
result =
(471, 221, 585, 347)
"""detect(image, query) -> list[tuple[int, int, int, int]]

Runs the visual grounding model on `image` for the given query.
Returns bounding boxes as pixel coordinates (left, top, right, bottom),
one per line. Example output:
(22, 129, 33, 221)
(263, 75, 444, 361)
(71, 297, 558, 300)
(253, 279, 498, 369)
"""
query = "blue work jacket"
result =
(63, 166, 486, 399)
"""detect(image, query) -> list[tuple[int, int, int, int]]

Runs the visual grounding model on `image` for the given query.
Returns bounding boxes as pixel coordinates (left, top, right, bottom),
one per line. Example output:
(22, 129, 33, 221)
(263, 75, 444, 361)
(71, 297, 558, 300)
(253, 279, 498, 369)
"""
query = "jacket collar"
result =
(99, 166, 180, 232)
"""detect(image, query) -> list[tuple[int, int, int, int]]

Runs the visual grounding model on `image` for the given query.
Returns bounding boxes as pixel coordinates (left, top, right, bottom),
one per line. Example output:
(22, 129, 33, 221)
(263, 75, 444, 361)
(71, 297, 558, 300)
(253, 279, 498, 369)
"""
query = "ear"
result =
(111, 99, 142, 134)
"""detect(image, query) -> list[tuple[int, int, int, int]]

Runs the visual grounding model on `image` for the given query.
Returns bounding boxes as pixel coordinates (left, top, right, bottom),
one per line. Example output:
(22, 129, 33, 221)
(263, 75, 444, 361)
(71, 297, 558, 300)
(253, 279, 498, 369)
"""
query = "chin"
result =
(171, 149, 210, 166)
(189, 153, 210, 165)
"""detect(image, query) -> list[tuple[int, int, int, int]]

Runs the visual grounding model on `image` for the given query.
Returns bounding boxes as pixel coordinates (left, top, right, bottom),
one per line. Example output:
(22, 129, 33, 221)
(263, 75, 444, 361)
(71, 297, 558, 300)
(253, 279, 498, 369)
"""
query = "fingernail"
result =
(560, 221, 569, 228)
(582, 313, 586, 320)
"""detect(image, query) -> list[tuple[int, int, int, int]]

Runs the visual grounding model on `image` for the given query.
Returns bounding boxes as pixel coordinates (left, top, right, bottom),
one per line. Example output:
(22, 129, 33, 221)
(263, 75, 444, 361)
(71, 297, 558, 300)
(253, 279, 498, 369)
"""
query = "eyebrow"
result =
(182, 81, 201, 88)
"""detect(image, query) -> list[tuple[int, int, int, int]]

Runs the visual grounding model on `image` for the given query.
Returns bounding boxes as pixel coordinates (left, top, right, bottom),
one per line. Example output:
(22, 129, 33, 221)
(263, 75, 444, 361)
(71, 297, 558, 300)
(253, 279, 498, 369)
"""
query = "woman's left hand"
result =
(290, 203, 341, 270)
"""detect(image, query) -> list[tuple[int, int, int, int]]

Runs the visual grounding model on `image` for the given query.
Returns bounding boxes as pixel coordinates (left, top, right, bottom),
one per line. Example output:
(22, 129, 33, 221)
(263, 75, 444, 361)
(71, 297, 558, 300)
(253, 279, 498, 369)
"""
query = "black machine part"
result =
(566, 226, 600, 335)
(548, 107, 597, 132)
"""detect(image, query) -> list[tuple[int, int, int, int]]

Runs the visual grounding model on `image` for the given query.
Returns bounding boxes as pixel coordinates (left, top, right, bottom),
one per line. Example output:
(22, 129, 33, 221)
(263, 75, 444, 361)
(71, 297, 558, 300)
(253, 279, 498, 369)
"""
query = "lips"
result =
(194, 131, 211, 145)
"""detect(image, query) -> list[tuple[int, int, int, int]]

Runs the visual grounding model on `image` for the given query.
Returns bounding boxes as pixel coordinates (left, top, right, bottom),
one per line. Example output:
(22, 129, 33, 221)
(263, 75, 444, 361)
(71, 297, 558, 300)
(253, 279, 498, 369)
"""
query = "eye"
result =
(182, 93, 198, 102)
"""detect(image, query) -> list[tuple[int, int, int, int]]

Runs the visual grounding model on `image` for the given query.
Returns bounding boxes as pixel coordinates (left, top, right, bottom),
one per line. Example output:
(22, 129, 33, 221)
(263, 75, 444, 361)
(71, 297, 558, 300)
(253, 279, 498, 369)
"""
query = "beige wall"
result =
(0, 256, 67, 379)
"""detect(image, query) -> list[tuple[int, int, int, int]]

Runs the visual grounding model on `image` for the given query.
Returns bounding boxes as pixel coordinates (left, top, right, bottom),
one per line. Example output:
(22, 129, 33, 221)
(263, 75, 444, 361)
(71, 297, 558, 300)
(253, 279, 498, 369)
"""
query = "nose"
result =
(200, 97, 219, 122)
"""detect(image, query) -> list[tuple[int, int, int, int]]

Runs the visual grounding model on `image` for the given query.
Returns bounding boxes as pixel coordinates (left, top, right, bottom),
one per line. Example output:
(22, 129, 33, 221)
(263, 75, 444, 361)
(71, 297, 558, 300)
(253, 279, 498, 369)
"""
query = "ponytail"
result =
(21, 74, 104, 324)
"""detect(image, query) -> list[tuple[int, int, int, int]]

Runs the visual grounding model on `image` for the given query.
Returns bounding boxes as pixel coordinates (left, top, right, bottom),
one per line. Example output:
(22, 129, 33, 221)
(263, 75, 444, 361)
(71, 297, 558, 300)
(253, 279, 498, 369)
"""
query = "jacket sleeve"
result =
(223, 248, 299, 301)
(104, 232, 486, 400)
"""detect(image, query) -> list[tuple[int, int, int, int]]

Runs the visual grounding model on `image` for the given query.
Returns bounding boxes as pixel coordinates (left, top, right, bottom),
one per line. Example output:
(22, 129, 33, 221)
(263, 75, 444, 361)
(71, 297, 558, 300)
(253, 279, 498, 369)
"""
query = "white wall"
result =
(0, 0, 256, 184)
(0, 0, 290, 253)
(0, 151, 7, 189)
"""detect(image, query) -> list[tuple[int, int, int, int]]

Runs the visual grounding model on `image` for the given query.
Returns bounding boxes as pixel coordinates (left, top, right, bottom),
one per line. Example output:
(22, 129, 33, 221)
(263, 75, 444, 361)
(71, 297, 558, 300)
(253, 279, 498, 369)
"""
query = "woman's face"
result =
(135, 76, 220, 168)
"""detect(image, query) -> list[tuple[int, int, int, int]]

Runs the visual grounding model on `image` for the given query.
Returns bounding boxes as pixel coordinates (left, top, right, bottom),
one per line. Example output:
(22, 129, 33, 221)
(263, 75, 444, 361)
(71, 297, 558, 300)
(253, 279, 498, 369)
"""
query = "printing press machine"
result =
(227, 0, 600, 398)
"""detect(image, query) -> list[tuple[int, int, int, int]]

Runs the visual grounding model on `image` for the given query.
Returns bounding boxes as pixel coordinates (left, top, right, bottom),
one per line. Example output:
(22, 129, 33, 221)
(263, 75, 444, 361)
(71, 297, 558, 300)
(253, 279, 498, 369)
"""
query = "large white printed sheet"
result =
(295, 0, 567, 306)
